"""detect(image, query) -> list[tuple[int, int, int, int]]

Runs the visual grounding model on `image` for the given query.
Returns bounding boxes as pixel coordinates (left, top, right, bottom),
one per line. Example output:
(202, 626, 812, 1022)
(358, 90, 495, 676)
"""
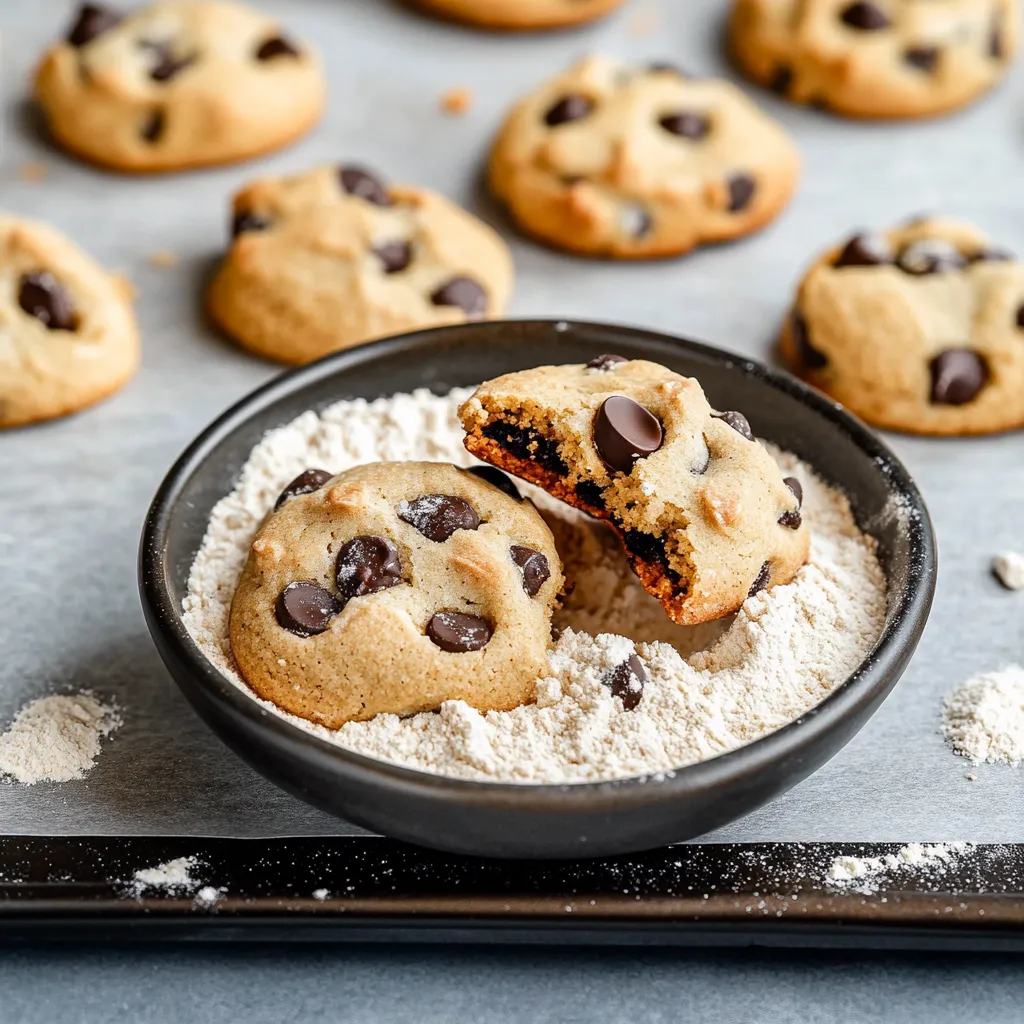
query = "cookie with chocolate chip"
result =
(0, 214, 139, 428)
(730, 0, 1020, 119)
(459, 358, 809, 624)
(33, 1, 324, 172)
(229, 461, 563, 728)
(782, 217, 1024, 435)
(403, 0, 624, 30)
(487, 55, 800, 259)
(208, 164, 514, 364)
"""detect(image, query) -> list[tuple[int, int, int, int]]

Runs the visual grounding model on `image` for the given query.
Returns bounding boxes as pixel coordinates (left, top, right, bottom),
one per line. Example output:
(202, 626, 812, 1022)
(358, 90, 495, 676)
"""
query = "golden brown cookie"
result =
(459, 358, 810, 624)
(34, 1, 325, 173)
(488, 56, 800, 259)
(208, 164, 514, 365)
(781, 217, 1024, 436)
(229, 461, 564, 728)
(730, 0, 1020, 119)
(404, 0, 625, 31)
(0, 214, 139, 428)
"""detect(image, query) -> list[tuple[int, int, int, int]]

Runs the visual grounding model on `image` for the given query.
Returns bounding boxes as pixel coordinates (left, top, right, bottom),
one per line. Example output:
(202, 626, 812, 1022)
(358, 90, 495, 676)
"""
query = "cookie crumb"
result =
(147, 250, 179, 268)
(967, 773, 976, 781)
(440, 87, 473, 116)
(18, 162, 47, 182)
(992, 551, 1024, 590)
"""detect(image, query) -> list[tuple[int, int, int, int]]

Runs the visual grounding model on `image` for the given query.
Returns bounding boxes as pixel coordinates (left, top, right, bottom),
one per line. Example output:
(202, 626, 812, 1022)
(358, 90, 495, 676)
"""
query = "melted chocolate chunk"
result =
(427, 611, 493, 653)
(749, 561, 772, 597)
(255, 36, 300, 60)
(465, 465, 522, 501)
(544, 94, 593, 127)
(274, 468, 333, 511)
(232, 210, 270, 237)
(275, 581, 340, 637)
(67, 3, 122, 46)
(602, 653, 646, 711)
(990, 14, 1005, 59)
(141, 41, 197, 82)
(897, 239, 968, 276)
(790, 311, 828, 369)
(431, 277, 488, 317)
(1016, 304, 1024, 330)
(510, 545, 550, 597)
(770, 64, 793, 94)
(778, 476, 803, 529)
(727, 173, 756, 213)
(593, 396, 663, 474)
(834, 232, 893, 268)
(18, 272, 77, 331)
(621, 530, 683, 585)
(586, 354, 628, 371)
(574, 479, 606, 509)
(335, 535, 404, 598)
(839, 1, 891, 30)
(929, 349, 989, 405)
(714, 410, 753, 441)
(659, 111, 710, 140)
(481, 421, 569, 476)
(373, 240, 412, 274)
(904, 46, 939, 72)
(339, 166, 390, 206)
(140, 108, 165, 143)
(398, 495, 481, 542)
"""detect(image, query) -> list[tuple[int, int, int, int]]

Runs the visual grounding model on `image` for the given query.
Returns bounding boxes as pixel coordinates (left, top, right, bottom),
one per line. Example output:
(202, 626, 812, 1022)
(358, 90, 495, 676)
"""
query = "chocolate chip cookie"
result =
(229, 461, 563, 728)
(208, 164, 514, 364)
(34, 1, 325, 172)
(404, 0, 625, 30)
(488, 56, 800, 258)
(730, 0, 1020, 119)
(781, 217, 1024, 435)
(459, 358, 809, 624)
(0, 214, 139, 428)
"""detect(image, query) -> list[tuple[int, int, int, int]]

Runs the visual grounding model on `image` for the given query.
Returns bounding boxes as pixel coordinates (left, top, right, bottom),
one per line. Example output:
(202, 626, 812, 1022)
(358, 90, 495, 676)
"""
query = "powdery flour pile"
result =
(828, 842, 973, 896)
(942, 666, 1024, 767)
(182, 387, 887, 784)
(0, 692, 120, 785)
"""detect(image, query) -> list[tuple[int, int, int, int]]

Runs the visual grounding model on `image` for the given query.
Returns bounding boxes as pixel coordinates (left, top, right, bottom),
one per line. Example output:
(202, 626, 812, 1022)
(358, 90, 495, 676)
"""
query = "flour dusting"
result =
(942, 666, 1024, 766)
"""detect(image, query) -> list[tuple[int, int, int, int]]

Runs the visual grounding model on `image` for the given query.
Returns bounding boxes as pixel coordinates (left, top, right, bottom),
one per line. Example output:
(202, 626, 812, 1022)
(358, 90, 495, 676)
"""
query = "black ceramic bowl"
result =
(140, 320, 936, 859)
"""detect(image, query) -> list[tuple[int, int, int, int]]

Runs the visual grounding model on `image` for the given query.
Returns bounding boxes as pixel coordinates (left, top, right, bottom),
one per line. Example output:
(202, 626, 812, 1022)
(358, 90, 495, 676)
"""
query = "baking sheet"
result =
(2, 0, 1023, 842)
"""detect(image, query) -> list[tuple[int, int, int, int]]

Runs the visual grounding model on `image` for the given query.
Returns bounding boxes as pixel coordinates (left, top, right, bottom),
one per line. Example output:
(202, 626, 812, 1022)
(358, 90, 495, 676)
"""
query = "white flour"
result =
(0, 692, 120, 785)
(828, 842, 973, 895)
(942, 666, 1024, 766)
(182, 387, 886, 784)
(130, 856, 200, 894)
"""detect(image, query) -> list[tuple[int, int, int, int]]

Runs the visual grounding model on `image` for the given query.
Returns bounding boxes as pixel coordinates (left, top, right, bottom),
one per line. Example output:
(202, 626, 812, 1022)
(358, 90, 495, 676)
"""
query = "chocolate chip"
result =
(18, 272, 77, 331)
(778, 476, 803, 529)
(274, 468, 333, 511)
(140, 109, 165, 143)
(990, 15, 1004, 59)
(790, 311, 828, 369)
(544, 94, 593, 127)
(335, 535, 404, 598)
(714, 410, 754, 441)
(659, 111, 710, 140)
(622, 530, 682, 585)
(727, 174, 756, 213)
(972, 246, 1014, 263)
(143, 43, 197, 82)
(431, 277, 487, 317)
(575, 479, 605, 509)
(587, 354, 628, 371)
(749, 561, 771, 597)
(427, 611, 493, 653)
(929, 349, 988, 405)
(904, 46, 939, 72)
(897, 239, 968, 276)
(255, 36, 300, 60)
(339, 166, 390, 207)
(602, 654, 646, 711)
(465, 465, 522, 502)
(839, 2, 891, 30)
(275, 581, 340, 638)
(621, 204, 652, 239)
(593, 396, 663, 474)
(834, 232, 893, 268)
(1016, 304, 1024, 330)
(648, 62, 686, 76)
(770, 65, 793, 94)
(398, 495, 481, 542)
(373, 241, 412, 274)
(482, 421, 568, 476)
(67, 3, 122, 46)
(232, 210, 270, 237)
(511, 545, 550, 597)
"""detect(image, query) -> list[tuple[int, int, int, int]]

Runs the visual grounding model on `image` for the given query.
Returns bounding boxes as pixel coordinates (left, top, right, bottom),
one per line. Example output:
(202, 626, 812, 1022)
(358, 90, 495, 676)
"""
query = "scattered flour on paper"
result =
(130, 856, 200, 895)
(0, 693, 120, 784)
(828, 842, 974, 895)
(182, 387, 887, 785)
(942, 666, 1024, 767)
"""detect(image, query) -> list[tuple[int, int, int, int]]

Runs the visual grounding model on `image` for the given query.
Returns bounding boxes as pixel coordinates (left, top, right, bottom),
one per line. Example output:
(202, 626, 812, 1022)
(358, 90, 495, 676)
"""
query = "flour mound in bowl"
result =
(182, 387, 886, 784)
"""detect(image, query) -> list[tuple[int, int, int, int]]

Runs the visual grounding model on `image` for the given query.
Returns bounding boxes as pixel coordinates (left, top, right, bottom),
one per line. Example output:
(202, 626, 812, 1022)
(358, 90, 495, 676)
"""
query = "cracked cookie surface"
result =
(730, 0, 1020, 119)
(781, 216, 1024, 435)
(0, 214, 139, 428)
(229, 461, 563, 728)
(404, 0, 625, 30)
(459, 358, 809, 624)
(34, 0, 325, 172)
(208, 164, 514, 364)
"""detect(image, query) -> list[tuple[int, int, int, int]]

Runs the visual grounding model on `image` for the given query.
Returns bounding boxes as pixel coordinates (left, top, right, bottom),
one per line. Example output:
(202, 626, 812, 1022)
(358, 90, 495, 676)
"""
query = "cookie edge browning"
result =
(402, 0, 625, 31)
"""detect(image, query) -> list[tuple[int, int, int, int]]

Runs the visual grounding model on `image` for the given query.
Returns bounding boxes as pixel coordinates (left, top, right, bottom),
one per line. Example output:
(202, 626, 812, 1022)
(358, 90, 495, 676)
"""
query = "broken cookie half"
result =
(459, 357, 810, 625)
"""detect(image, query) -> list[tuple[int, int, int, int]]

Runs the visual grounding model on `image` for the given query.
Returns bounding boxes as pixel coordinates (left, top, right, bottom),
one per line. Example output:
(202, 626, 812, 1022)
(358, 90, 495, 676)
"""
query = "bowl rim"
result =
(139, 318, 936, 807)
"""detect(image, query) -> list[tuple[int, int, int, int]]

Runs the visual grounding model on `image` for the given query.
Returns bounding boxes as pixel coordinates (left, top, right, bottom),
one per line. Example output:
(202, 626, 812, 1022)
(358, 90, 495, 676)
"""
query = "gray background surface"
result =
(2, 0, 1024, 848)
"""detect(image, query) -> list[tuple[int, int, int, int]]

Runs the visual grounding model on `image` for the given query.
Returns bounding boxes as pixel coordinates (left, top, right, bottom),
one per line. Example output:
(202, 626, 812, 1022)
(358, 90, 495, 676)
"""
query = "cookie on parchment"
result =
(0, 214, 139, 428)
(781, 217, 1024, 435)
(404, 0, 625, 31)
(460, 357, 809, 624)
(729, 0, 1020, 119)
(208, 164, 514, 365)
(34, 0, 324, 173)
(229, 461, 564, 728)
(488, 56, 800, 258)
